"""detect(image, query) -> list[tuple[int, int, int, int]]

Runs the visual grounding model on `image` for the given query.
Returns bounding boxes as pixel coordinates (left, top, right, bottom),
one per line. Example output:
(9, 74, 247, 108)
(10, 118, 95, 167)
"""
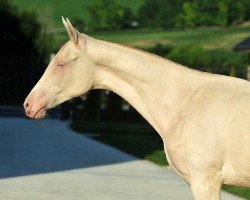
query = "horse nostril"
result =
(24, 102, 30, 109)
(24, 100, 31, 114)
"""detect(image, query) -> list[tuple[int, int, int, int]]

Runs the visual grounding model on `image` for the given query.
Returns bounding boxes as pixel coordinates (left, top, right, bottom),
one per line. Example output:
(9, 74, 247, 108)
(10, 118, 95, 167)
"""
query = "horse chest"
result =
(162, 120, 192, 183)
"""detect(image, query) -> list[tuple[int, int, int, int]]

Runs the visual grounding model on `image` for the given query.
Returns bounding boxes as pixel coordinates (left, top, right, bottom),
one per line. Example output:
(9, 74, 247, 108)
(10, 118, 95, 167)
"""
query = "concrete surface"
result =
(0, 117, 245, 200)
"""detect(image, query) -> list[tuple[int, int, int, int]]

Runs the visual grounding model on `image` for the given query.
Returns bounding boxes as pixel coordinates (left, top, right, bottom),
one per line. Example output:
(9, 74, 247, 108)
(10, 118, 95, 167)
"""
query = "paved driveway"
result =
(0, 118, 244, 200)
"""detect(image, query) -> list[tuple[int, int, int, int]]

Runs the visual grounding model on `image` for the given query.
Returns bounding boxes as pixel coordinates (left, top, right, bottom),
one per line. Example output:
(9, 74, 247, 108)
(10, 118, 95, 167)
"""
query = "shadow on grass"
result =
(71, 120, 168, 166)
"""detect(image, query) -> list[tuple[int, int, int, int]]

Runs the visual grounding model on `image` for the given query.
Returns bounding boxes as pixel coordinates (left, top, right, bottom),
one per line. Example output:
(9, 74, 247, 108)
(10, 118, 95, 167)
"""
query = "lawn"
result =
(92, 26, 250, 50)
(71, 120, 250, 199)
(52, 25, 250, 53)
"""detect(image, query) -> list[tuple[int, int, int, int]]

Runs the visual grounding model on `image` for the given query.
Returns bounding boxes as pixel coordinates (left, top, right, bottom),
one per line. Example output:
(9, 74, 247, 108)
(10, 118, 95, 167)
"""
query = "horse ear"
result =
(61, 17, 80, 44)
(62, 16, 72, 40)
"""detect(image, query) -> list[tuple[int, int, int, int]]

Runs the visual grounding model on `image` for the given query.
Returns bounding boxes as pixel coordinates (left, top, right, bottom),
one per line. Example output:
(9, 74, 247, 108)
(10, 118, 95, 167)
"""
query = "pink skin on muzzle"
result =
(23, 91, 48, 119)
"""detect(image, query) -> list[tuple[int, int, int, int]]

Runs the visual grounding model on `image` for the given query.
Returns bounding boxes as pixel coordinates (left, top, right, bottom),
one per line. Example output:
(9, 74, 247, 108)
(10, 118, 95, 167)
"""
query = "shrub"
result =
(143, 43, 173, 57)
(88, 0, 136, 30)
(166, 45, 248, 78)
(167, 45, 210, 71)
(207, 49, 247, 78)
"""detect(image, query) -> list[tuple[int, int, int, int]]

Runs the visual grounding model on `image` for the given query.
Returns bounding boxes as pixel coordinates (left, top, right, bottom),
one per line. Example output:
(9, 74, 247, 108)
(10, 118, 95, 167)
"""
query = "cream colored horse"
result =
(24, 18, 250, 200)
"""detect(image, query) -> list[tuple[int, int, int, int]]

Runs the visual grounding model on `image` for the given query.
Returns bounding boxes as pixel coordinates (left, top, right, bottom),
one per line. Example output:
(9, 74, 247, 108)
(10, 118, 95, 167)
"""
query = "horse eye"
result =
(57, 63, 65, 67)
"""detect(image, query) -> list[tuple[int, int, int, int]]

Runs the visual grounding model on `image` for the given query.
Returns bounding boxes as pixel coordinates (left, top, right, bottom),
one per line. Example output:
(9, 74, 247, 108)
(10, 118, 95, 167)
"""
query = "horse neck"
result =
(87, 38, 202, 137)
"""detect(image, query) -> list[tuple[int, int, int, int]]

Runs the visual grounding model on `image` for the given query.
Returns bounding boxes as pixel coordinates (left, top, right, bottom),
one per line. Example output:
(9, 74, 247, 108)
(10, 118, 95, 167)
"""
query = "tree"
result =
(176, 0, 229, 28)
(175, 2, 198, 28)
(88, 0, 136, 30)
(83, 91, 101, 121)
(167, 45, 210, 71)
(216, 1, 228, 27)
(0, 0, 52, 104)
(138, 0, 250, 29)
(72, 17, 86, 32)
(105, 92, 122, 122)
(228, 0, 249, 25)
(138, 0, 183, 28)
(194, 0, 218, 26)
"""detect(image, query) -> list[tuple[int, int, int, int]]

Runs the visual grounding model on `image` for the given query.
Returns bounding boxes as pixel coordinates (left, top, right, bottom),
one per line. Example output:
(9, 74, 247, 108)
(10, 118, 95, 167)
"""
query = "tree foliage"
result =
(167, 45, 210, 70)
(167, 44, 248, 78)
(138, 0, 250, 29)
(0, 0, 52, 105)
(88, 0, 136, 30)
(138, 0, 182, 28)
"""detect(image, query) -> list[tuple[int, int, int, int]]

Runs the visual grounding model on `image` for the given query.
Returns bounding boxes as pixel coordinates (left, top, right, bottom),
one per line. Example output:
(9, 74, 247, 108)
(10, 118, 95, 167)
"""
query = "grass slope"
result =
(51, 26, 250, 53)
(92, 26, 250, 50)
(12, 0, 144, 28)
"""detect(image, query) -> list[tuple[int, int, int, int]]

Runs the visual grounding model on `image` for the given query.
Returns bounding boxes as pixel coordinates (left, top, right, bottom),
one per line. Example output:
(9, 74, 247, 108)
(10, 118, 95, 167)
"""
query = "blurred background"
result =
(0, 0, 250, 198)
(1, 0, 250, 121)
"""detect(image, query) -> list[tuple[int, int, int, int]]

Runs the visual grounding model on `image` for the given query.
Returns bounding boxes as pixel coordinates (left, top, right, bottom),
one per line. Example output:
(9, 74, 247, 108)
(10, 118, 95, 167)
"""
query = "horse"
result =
(24, 17, 250, 200)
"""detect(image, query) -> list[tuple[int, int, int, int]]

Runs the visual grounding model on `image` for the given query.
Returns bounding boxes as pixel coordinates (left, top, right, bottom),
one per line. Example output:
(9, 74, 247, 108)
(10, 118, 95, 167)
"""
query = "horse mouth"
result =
(33, 107, 47, 119)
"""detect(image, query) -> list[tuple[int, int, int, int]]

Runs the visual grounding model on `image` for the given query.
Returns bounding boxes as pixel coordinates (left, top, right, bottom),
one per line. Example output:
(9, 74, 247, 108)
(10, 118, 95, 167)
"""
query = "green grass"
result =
(71, 120, 250, 199)
(92, 26, 250, 50)
(12, 0, 144, 28)
(52, 26, 250, 54)
(223, 186, 250, 199)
